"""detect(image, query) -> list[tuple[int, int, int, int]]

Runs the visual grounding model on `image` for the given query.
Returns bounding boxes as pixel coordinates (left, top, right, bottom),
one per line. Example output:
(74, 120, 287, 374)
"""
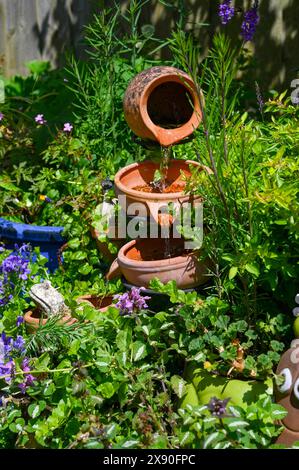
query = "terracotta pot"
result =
(76, 295, 114, 313)
(24, 308, 76, 333)
(90, 226, 125, 262)
(111, 238, 209, 289)
(123, 66, 202, 147)
(114, 159, 210, 225)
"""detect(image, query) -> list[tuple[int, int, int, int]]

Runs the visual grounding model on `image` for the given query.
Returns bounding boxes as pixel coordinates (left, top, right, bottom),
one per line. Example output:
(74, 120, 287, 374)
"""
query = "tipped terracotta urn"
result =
(114, 159, 210, 225)
(123, 66, 202, 147)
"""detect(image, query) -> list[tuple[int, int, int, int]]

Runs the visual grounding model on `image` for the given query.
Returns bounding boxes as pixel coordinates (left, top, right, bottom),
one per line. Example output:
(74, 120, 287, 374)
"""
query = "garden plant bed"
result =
(0, 0, 298, 453)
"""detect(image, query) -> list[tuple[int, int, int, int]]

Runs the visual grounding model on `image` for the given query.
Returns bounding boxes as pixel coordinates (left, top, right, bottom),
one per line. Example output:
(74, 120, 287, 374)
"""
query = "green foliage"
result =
(171, 32, 299, 318)
(0, 4, 298, 451)
(175, 397, 286, 449)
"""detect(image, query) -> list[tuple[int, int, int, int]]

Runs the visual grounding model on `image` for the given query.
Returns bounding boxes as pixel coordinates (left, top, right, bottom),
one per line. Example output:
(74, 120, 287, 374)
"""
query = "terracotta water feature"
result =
(104, 65, 211, 291)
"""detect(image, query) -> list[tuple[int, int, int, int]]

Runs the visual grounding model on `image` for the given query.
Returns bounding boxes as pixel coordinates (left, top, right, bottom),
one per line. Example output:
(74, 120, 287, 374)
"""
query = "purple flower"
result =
(207, 397, 231, 418)
(16, 316, 24, 327)
(21, 357, 30, 372)
(35, 114, 47, 125)
(0, 245, 31, 282)
(114, 287, 151, 315)
(0, 359, 15, 383)
(219, 1, 235, 25)
(0, 112, 4, 122)
(241, 3, 259, 42)
(1, 333, 13, 358)
(18, 358, 36, 394)
(13, 335, 26, 354)
(17, 243, 31, 258)
(63, 122, 73, 133)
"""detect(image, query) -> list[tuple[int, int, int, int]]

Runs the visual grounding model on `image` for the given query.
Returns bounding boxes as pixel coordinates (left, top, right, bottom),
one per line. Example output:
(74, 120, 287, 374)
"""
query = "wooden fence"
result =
(0, 0, 298, 91)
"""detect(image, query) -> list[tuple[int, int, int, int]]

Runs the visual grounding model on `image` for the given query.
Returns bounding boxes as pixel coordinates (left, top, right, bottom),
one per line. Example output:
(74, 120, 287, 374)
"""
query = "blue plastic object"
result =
(0, 218, 65, 272)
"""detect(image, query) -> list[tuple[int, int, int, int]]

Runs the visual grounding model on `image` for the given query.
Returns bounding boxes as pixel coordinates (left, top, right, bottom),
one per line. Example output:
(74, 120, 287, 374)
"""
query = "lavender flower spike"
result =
(219, 1, 235, 25)
(241, 3, 260, 42)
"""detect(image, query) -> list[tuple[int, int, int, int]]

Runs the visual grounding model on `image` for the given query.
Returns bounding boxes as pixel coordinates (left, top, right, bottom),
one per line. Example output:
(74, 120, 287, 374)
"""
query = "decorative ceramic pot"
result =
(114, 159, 210, 225)
(76, 295, 114, 313)
(274, 339, 299, 447)
(24, 308, 76, 333)
(108, 238, 209, 289)
(180, 364, 272, 409)
(123, 66, 202, 147)
(0, 217, 65, 272)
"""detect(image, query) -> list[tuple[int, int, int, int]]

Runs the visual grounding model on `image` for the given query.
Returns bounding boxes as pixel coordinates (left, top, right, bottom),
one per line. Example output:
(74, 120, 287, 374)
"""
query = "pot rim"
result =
(118, 239, 200, 270)
(114, 159, 209, 201)
(24, 308, 73, 325)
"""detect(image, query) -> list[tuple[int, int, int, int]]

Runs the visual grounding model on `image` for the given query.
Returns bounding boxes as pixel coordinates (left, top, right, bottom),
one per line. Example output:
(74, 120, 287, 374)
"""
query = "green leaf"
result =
(122, 440, 139, 448)
(170, 375, 187, 399)
(43, 381, 56, 396)
(227, 419, 249, 430)
(71, 251, 87, 261)
(203, 432, 222, 449)
(28, 401, 46, 419)
(116, 328, 132, 351)
(244, 263, 260, 277)
(78, 263, 92, 275)
(0, 180, 19, 191)
(67, 238, 81, 249)
(97, 382, 115, 399)
(270, 405, 288, 421)
(178, 431, 195, 446)
(229, 266, 238, 280)
(132, 341, 147, 361)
